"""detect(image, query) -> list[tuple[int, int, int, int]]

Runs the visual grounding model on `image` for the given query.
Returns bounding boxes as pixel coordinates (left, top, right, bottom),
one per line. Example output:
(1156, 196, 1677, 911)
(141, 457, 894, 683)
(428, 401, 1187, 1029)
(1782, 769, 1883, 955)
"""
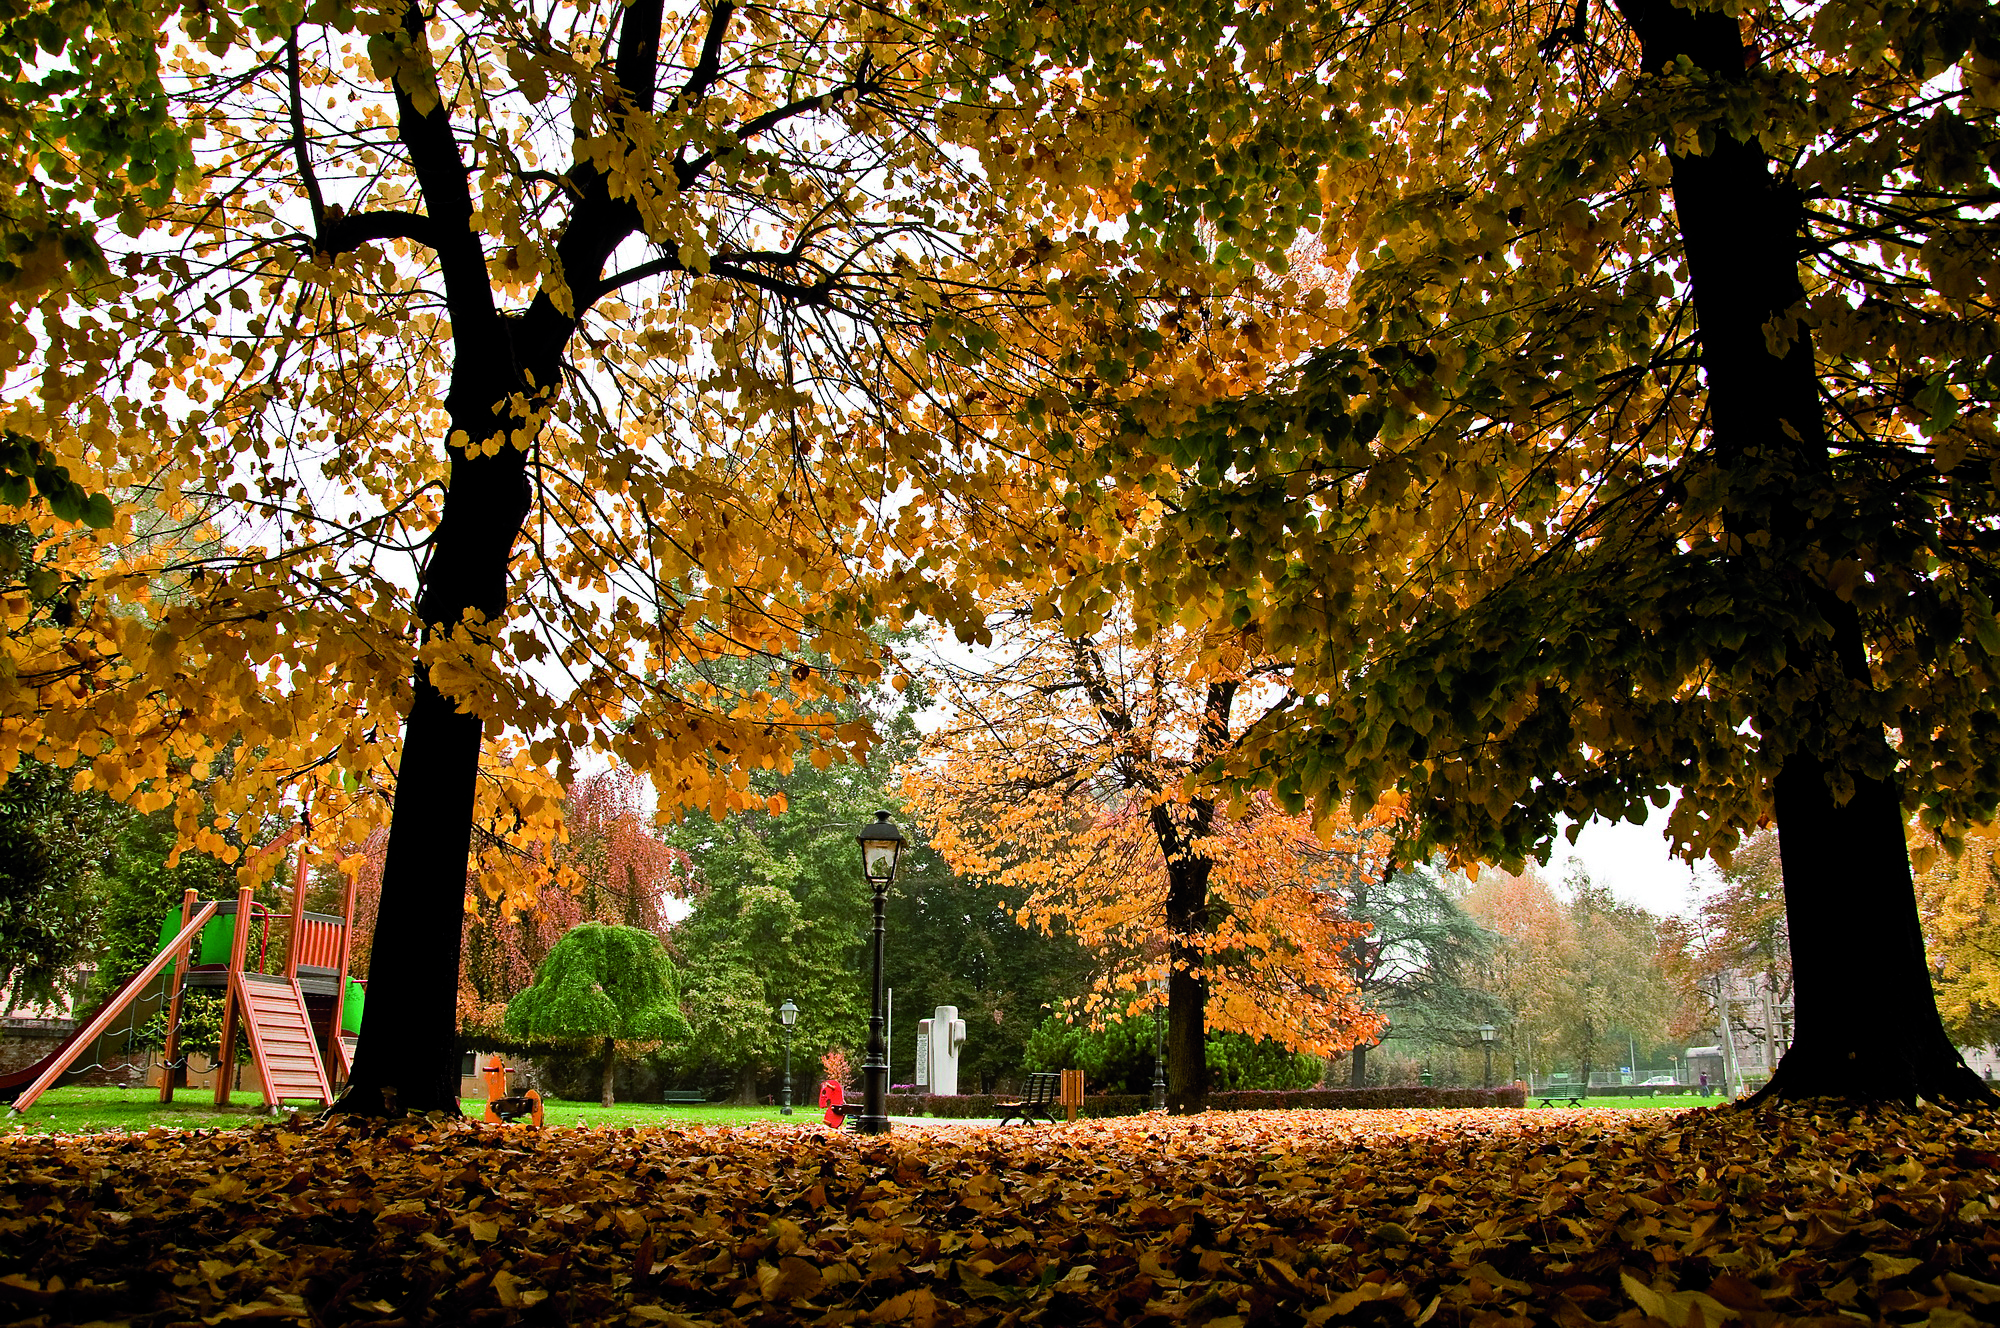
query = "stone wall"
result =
(0, 1017, 149, 1087)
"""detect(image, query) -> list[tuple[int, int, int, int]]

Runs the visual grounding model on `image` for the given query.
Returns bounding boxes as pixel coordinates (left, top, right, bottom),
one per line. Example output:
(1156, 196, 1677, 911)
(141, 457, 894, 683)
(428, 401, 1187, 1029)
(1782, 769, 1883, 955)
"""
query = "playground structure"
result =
(4, 846, 364, 1114)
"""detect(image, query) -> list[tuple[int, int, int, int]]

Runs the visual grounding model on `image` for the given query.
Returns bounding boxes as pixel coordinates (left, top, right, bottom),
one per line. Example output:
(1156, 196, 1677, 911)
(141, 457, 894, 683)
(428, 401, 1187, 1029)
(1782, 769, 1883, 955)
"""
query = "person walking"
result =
(1699, 1070, 1710, 1097)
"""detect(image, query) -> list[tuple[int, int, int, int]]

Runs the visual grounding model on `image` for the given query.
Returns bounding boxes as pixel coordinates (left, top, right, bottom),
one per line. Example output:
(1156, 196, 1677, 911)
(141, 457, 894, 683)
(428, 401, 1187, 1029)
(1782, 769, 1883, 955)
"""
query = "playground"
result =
(3, 854, 365, 1119)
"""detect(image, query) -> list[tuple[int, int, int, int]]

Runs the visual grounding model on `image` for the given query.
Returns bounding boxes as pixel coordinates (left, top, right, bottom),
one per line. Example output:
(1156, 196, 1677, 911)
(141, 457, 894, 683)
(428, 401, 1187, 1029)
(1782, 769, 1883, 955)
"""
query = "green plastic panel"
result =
(154, 906, 244, 966)
(342, 977, 365, 1034)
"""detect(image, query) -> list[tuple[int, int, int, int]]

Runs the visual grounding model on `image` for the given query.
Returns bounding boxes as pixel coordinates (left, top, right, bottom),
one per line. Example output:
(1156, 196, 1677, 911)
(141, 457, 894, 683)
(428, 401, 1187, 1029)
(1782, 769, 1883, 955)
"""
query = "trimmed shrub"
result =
(1205, 1086, 1526, 1111)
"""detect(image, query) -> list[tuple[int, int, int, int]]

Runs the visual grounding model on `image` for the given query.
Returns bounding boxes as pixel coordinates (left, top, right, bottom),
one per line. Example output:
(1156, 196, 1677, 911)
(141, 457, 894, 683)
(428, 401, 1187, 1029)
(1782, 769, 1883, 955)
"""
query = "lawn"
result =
(0, 1086, 808, 1135)
(3, 1101, 1996, 1326)
(1534, 1093, 1730, 1110)
(1, 1085, 1727, 1136)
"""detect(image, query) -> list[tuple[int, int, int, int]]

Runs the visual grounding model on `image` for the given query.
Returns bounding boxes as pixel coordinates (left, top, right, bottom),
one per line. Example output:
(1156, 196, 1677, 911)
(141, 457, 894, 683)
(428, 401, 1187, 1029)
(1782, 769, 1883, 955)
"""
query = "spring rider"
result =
(819, 1077, 847, 1126)
(479, 1054, 545, 1126)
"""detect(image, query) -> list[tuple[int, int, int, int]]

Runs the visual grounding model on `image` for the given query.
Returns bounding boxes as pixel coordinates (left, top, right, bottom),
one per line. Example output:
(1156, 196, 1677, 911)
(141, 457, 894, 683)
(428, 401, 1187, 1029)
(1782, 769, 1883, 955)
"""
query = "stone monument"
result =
(919, 1006, 968, 1096)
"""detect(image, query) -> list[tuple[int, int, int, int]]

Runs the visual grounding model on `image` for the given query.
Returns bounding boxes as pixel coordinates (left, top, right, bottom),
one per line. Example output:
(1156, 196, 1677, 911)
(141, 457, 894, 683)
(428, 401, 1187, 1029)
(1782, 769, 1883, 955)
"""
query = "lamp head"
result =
(779, 999, 799, 1028)
(1478, 1023, 1497, 1042)
(857, 811, 906, 884)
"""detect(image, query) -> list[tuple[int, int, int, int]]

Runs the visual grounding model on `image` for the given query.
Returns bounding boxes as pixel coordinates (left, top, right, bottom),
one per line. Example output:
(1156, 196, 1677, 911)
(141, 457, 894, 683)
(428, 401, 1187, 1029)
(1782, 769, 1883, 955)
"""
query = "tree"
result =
(89, 809, 234, 1002)
(1659, 830, 1792, 1051)
(1913, 825, 2000, 1050)
(1556, 872, 1672, 1089)
(1017, 0, 2000, 1103)
(3, 0, 1194, 1116)
(457, 767, 687, 1038)
(660, 651, 923, 1099)
(502, 922, 689, 1106)
(1462, 865, 1672, 1086)
(1336, 858, 1500, 1087)
(0, 758, 123, 1009)
(882, 842, 1098, 1092)
(906, 611, 1385, 1112)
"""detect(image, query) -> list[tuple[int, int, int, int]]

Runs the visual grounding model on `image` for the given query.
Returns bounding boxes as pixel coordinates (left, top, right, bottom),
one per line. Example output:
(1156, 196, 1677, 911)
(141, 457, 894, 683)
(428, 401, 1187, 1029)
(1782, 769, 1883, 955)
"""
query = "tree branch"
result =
(316, 209, 439, 255)
(674, 1, 736, 108)
(676, 88, 843, 187)
(286, 29, 327, 233)
(387, 0, 495, 335)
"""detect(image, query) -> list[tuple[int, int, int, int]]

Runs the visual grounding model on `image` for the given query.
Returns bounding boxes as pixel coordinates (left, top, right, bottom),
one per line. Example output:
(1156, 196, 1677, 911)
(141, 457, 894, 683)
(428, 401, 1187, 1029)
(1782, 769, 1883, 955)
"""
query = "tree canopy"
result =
(502, 921, 689, 1105)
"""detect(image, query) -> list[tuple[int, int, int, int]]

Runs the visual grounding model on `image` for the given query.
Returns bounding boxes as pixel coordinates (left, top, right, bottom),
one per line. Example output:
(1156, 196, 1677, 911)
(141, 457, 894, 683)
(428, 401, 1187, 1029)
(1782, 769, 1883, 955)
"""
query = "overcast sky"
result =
(1554, 803, 1722, 917)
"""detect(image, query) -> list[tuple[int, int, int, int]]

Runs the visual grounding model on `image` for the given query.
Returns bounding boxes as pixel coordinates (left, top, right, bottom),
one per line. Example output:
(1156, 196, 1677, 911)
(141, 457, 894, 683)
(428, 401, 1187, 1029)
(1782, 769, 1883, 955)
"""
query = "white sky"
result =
(1556, 803, 1721, 917)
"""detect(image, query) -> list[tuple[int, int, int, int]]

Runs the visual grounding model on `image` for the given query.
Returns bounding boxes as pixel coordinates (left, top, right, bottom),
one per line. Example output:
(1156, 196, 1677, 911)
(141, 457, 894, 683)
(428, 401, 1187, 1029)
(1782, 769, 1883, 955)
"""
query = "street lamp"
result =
(1479, 1024, 1496, 1089)
(778, 999, 799, 1115)
(1151, 976, 1168, 1112)
(853, 811, 906, 1135)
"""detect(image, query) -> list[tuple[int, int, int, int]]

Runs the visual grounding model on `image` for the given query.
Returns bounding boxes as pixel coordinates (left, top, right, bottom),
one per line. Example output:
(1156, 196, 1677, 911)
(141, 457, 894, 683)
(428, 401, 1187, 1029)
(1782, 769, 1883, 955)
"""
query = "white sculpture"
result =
(922, 1005, 968, 1095)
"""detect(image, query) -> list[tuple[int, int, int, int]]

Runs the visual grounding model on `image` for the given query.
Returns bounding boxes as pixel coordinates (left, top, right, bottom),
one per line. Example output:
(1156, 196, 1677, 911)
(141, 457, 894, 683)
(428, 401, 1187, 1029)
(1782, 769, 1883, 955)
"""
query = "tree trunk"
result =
(332, 436, 534, 1117)
(1348, 1042, 1368, 1088)
(1758, 751, 1987, 1100)
(734, 1063, 758, 1105)
(1613, 0, 1990, 1105)
(600, 1036, 617, 1108)
(1163, 849, 1212, 1114)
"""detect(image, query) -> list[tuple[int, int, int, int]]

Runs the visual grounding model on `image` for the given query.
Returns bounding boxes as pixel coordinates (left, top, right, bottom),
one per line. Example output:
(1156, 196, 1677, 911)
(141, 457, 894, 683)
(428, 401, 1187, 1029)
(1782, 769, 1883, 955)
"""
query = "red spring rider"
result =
(819, 1078, 846, 1127)
(480, 1054, 544, 1127)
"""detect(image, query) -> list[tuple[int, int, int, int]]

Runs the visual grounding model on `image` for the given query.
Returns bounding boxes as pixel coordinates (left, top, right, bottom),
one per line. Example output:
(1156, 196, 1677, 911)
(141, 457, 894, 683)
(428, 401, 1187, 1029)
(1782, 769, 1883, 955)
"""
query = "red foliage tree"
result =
(343, 767, 692, 1039)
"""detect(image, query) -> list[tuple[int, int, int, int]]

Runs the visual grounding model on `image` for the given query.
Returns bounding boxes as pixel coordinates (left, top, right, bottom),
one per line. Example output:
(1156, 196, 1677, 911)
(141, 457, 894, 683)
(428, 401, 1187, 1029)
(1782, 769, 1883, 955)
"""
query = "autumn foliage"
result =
(905, 618, 1388, 1060)
(5, 1104, 2000, 1326)
(1914, 823, 2000, 1049)
(338, 766, 688, 1038)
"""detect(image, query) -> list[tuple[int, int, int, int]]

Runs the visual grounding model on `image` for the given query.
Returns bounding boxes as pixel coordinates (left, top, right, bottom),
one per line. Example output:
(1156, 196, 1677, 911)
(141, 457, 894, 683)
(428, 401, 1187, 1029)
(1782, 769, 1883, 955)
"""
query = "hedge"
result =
(882, 1085, 1524, 1117)
(1206, 1086, 1526, 1110)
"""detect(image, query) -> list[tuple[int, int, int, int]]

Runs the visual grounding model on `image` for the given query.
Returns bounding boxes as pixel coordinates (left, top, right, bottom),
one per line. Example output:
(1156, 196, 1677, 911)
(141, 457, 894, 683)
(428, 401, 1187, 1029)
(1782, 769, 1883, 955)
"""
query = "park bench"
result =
(1534, 1092, 1585, 1107)
(996, 1071, 1062, 1126)
(661, 1090, 710, 1104)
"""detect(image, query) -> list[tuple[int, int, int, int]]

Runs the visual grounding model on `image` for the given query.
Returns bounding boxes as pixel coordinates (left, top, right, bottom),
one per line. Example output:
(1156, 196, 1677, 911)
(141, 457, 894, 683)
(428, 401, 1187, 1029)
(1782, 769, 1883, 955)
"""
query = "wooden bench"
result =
(661, 1090, 710, 1104)
(996, 1072, 1062, 1127)
(1535, 1094, 1585, 1107)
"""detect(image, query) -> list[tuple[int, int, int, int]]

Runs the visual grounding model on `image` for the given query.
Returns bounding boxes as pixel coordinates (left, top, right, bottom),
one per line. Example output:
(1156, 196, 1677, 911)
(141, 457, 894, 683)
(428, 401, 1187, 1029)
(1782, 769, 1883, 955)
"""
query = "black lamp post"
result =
(778, 999, 799, 1115)
(853, 811, 905, 1135)
(1479, 1023, 1496, 1089)
(1151, 976, 1167, 1111)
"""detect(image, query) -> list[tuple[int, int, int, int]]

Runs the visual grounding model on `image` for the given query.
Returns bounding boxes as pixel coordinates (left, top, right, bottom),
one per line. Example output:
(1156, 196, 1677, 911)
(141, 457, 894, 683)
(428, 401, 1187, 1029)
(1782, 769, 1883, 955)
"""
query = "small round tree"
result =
(502, 923, 690, 1107)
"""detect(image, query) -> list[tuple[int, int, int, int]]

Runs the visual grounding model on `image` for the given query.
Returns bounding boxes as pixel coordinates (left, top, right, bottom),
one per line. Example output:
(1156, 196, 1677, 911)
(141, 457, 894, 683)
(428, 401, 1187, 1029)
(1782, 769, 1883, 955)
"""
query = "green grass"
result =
(5, 1085, 1724, 1134)
(1530, 1093, 1729, 1110)
(2, 1084, 268, 1134)
(530, 1099, 809, 1129)
(1, 1086, 814, 1135)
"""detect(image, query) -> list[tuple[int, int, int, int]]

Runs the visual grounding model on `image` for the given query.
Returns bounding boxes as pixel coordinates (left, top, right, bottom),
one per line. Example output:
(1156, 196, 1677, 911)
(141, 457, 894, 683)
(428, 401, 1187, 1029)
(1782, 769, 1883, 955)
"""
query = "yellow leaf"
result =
(1621, 1272, 1739, 1327)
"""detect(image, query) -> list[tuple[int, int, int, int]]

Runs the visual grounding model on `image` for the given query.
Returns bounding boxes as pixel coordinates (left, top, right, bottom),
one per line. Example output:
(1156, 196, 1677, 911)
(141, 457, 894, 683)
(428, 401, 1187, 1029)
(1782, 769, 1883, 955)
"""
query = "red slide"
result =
(1, 971, 170, 1103)
(6, 902, 216, 1112)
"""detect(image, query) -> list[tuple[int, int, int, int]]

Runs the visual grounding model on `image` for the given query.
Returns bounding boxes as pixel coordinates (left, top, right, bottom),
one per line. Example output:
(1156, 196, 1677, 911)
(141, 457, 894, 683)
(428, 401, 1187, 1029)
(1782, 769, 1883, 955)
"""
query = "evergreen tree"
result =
(1338, 861, 1503, 1087)
(0, 758, 126, 1009)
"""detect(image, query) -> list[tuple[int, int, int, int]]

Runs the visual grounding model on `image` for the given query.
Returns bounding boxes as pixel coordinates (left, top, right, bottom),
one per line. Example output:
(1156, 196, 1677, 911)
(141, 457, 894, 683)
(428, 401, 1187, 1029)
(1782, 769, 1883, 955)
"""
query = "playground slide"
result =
(1, 968, 174, 1102)
(7, 901, 218, 1112)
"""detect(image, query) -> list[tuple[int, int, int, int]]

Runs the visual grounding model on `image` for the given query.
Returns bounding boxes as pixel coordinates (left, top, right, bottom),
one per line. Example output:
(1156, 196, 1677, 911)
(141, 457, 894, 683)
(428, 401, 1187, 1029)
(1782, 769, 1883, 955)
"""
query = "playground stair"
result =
(233, 972, 332, 1105)
(336, 1033, 359, 1081)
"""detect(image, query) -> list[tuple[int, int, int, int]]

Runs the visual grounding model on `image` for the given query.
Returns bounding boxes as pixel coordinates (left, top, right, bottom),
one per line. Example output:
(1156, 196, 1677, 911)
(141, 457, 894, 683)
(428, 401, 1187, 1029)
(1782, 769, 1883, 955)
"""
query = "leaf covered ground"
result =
(2, 1105, 1997, 1327)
